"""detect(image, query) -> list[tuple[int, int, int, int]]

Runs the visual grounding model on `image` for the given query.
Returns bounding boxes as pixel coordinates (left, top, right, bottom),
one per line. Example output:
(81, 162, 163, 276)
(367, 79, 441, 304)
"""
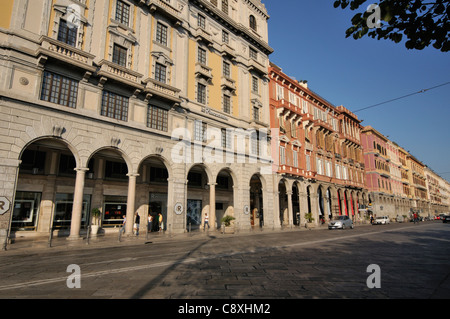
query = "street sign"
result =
(0, 197, 11, 215)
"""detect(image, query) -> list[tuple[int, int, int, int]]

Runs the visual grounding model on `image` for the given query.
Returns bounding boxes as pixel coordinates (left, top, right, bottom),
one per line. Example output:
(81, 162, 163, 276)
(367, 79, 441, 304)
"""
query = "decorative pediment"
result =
(53, 3, 88, 24)
(107, 25, 137, 44)
(151, 51, 174, 66)
(279, 135, 290, 143)
(251, 98, 263, 108)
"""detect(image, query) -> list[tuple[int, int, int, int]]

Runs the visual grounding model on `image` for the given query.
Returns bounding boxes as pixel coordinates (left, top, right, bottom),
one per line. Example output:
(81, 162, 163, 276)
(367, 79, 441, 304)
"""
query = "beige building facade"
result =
(0, 0, 279, 247)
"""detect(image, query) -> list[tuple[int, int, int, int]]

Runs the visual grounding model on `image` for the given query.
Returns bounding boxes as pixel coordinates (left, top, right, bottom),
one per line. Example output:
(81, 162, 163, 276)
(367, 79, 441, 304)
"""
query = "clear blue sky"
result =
(264, 0, 450, 182)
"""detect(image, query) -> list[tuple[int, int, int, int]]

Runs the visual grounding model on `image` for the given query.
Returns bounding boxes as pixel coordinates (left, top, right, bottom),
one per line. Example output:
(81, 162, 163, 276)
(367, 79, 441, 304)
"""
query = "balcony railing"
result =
(38, 36, 96, 72)
(314, 118, 334, 132)
(305, 142, 314, 152)
(301, 113, 314, 124)
(195, 62, 213, 81)
(148, 0, 182, 25)
(248, 58, 267, 75)
(144, 78, 181, 103)
(195, 28, 213, 46)
(221, 77, 236, 92)
(340, 132, 360, 145)
(272, 99, 302, 115)
(97, 60, 144, 88)
(220, 43, 236, 60)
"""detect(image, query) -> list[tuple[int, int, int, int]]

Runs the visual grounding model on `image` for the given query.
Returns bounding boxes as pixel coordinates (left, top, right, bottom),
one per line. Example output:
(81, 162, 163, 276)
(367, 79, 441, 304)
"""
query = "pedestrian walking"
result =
(204, 212, 210, 231)
(158, 212, 164, 232)
(120, 215, 126, 234)
(134, 212, 140, 236)
(148, 213, 153, 232)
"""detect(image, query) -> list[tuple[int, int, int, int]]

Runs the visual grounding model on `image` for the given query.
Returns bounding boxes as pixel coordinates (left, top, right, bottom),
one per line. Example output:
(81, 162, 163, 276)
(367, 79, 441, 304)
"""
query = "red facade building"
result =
(269, 62, 367, 227)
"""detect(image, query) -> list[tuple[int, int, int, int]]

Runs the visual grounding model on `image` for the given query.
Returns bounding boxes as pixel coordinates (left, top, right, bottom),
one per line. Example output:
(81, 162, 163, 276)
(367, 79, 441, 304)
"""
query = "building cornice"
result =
(189, 0, 273, 55)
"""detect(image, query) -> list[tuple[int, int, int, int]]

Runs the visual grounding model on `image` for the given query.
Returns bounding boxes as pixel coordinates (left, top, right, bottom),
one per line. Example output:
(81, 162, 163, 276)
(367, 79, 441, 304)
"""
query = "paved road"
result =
(0, 221, 449, 302)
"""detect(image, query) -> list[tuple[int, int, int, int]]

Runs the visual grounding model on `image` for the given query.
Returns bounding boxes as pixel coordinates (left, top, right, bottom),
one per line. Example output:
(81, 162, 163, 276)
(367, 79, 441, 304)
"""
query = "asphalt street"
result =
(0, 221, 449, 302)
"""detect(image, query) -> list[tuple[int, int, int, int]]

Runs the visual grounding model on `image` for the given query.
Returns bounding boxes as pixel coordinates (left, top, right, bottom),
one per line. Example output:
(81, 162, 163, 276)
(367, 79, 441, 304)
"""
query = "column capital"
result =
(127, 173, 140, 178)
(75, 167, 89, 173)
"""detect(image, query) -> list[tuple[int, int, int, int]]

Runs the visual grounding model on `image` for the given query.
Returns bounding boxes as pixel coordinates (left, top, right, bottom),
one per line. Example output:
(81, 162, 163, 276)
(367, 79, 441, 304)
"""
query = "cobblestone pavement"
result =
(0, 221, 449, 302)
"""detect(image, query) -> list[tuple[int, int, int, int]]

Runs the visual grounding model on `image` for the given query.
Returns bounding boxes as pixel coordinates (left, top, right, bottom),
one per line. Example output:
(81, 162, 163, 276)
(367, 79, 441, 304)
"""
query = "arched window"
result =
(249, 15, 257, 31)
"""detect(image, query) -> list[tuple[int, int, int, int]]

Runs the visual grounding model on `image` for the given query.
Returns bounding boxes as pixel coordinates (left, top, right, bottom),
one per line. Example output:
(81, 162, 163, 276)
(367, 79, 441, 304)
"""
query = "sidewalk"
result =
(2, 222, 374, 255)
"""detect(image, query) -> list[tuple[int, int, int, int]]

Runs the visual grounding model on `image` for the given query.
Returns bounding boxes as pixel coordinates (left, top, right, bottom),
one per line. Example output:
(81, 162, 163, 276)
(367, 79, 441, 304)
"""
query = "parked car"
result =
(374, 216, 390, 225)
(443, 215, 450, 223)
(328, 215, 354, 230)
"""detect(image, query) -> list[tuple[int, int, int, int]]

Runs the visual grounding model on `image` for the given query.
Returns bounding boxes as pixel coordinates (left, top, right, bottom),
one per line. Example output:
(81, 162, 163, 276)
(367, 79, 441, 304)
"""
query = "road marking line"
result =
(0, 223, 444, 291)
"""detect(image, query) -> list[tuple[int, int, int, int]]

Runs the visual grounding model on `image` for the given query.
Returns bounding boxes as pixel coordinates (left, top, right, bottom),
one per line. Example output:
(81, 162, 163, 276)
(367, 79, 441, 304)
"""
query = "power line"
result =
(353, 81, 450, 113)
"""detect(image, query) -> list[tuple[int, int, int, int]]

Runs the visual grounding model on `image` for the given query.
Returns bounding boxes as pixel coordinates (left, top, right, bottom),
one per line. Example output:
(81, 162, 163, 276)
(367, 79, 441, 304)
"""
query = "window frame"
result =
(221, 128, 232, 149)
(252, 105, 260, 121)
(156, 22, 168, 47)
(40, 70, 79, 108)
(198, 13, 206, 29)
(115, 0, 131, 26)
(249, 15, 257, 31)
(223, 94, 231, 114)
(101, 90, 129, 121)
(249, 47, 258, 60)
(112, 43, 128, 67)
(280, 146, 286, 165)
(252, 76, 259, 93)
(197, 83, 207, 104)
(194, 120, 207, 143)
(154, 62, 167, 83)
(198, 46, 207, 65)
(223, 60, 231, 78)
(147, 104, 169, 132)
(57, 19, 78, 47)
(222, 0, 229, 15)
(293, 150, 298, 167)
(222, 30, 229, 44)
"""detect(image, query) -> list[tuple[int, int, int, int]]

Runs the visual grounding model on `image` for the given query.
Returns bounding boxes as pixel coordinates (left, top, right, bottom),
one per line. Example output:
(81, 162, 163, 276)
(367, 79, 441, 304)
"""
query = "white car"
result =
(374, 216, 390, 225)
(328, 215, 354, 230)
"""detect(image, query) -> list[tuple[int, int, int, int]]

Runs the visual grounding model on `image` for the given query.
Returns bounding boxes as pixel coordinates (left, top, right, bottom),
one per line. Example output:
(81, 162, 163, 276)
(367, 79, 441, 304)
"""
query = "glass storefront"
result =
(12, 192, 41, 231)
(103, 195, 127, 227)
(149, 193, 167, 231)
(54, 193, 90, 229)
(187, 199, 202, 231)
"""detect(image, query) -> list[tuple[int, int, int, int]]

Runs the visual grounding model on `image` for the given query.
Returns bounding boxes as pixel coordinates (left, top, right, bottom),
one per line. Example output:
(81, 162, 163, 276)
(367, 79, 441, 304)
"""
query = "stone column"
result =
(68, 167, 88, 240)
(310, 189, 319, 226)
(0, 159, 21, 251)
(125, 173, 139, 235)
(299, 192, 308, 226)
(287, 191, 293, 226)
(209, 182, 216, 229)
